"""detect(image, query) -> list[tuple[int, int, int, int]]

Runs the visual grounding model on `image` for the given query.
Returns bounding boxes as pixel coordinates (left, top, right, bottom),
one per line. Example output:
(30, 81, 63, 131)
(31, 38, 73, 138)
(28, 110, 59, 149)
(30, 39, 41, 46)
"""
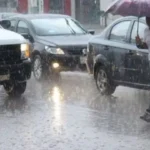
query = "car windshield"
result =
(31, 18, 87, 36)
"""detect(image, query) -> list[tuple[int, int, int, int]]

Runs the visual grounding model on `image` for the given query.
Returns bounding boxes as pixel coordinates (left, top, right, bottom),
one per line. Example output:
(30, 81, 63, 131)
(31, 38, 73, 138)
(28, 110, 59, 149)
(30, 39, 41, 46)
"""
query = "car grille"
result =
(64, 46, 86, 56)
(0, 44, 21, 64)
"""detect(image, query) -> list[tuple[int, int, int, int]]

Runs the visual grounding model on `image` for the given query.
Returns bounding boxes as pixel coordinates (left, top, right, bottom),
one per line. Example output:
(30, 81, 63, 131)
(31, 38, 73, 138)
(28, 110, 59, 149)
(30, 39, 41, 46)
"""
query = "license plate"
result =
(0, 74, 10, 81)
(80, 56, 87, 64)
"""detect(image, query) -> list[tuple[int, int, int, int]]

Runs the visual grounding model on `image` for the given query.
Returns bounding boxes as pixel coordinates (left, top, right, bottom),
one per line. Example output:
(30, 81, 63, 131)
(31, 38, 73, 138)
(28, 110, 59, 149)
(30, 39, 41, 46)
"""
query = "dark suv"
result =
(0, 22, 31, 96)
(87, 16, 150, 95)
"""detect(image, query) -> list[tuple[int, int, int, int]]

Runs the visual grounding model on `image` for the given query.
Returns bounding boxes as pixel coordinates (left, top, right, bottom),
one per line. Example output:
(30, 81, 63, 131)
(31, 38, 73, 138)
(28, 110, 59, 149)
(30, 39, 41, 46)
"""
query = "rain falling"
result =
(0, 0, 150, 150)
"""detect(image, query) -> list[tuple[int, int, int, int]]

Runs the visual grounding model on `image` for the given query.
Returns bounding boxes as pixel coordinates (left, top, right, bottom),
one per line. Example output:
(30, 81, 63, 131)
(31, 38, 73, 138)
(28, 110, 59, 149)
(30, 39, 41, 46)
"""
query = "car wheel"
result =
(3, 81, 26, 96)
(95, 66, 116, 95)
(33, 55, 43, 81)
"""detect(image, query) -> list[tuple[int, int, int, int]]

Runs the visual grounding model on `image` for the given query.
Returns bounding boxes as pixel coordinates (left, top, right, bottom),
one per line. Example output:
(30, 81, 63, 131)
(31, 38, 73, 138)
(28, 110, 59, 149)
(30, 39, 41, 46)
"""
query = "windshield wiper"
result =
(65, 19, 76, 35)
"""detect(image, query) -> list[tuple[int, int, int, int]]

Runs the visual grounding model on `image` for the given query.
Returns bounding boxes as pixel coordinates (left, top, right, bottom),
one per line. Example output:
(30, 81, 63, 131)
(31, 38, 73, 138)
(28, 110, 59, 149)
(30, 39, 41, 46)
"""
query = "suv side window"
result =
(109, 21, 131, 43)
(17, 21, 29, 34)
(9, 20, 16, 31)
(131, 21, 147, 44)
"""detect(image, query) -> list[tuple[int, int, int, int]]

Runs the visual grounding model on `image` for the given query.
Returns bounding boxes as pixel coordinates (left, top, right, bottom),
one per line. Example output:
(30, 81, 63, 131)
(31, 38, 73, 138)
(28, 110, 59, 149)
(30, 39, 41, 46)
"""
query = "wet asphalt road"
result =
(1, 72, 150, 150)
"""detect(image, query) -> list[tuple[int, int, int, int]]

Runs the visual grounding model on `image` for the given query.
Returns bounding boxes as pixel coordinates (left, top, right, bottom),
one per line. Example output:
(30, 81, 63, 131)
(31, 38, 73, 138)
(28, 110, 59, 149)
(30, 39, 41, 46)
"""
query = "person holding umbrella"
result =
(105, 0, 150, 122)
(136, 17, 150, 122)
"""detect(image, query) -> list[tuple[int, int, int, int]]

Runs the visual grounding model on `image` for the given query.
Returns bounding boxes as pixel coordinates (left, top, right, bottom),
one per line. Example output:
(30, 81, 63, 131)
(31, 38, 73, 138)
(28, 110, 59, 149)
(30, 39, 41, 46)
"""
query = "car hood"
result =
(37, 34, 93, 46)
(0, 29, 26, 45)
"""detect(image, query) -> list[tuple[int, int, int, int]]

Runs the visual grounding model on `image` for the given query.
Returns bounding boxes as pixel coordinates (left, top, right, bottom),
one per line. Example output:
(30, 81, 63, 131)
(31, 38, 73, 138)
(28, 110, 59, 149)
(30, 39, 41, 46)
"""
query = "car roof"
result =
(115, 16, 145, 22)
(9, 14, 71, 20)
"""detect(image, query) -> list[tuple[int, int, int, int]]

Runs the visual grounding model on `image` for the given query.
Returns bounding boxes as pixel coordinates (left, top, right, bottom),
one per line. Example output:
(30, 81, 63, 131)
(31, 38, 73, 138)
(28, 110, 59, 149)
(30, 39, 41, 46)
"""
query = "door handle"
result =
(104, 46, 109, 51)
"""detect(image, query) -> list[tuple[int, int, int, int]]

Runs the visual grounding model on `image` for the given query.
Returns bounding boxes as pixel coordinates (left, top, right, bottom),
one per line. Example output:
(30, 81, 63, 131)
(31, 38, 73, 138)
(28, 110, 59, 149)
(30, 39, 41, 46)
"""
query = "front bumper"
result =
(0, 59, 31, 84)
(46, 54, 86, 72)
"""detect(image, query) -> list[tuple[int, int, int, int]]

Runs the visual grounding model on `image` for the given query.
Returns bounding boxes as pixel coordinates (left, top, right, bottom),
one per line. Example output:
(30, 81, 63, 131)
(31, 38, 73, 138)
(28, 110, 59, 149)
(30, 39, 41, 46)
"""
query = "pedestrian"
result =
(136, 17, 150, 122)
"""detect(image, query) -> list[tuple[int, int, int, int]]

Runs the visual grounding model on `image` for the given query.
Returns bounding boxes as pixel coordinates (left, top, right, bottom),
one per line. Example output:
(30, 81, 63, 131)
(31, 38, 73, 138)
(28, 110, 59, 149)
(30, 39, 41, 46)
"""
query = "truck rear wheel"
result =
(3, 81, 26, 96)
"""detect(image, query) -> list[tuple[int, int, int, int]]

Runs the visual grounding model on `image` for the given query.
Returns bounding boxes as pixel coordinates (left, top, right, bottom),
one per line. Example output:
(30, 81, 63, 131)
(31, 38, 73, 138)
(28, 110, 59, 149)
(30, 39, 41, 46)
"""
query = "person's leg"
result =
(140, 62, 150, 122)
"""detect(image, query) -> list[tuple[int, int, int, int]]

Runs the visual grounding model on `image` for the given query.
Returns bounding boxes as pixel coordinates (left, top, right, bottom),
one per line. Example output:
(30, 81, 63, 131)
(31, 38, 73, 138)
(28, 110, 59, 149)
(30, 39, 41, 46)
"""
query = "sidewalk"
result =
(82, 24, 105, 34)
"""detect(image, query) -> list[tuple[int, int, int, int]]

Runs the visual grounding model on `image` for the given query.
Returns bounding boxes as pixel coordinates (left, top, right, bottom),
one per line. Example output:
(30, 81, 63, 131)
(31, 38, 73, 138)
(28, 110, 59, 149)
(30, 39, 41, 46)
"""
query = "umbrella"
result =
(106, 0, 150, 17)
(105, 0, 150, 35)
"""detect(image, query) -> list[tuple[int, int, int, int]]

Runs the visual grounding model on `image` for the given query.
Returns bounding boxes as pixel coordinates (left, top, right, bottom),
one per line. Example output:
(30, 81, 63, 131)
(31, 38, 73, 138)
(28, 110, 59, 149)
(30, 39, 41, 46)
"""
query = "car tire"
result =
(3, 81, 26, 96)
(33, 55, 44, 81)
(95, 66, 116, 95)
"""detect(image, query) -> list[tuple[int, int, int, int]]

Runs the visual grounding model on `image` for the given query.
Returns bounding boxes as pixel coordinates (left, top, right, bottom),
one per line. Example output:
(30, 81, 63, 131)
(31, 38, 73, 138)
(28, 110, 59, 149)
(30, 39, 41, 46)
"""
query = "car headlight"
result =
(21, 44, 30, 59)
(45, 46, 65, 55)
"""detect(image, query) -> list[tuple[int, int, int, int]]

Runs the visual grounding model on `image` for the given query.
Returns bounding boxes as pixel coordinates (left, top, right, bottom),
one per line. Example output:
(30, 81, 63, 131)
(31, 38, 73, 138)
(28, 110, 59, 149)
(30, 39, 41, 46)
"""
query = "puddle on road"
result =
(0, 73, 150, 139)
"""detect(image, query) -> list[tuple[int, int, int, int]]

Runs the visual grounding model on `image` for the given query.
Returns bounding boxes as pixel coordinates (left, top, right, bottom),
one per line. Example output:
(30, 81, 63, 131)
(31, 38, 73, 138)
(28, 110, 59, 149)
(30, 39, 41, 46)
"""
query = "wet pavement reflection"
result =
(1, 72, 150, 149)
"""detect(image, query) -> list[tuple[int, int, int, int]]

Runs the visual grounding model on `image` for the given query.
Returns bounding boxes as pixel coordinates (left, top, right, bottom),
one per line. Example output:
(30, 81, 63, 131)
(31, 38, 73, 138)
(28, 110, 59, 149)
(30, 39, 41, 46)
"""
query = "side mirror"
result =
(88, 30, 95, 35)
(21, 33, 34, 43)
(0, 20, 11, 29)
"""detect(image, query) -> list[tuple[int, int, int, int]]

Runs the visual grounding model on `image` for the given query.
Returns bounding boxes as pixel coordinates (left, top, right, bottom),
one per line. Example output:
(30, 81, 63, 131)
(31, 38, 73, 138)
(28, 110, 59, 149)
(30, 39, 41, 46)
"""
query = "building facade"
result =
(27, 0, 71, 15)
(100, 0, 120, 26)
(0, 0, 18, 12)
(0, 0, 71, 15)
(70, 0, 100, 24)
(0, 0, 118, 26)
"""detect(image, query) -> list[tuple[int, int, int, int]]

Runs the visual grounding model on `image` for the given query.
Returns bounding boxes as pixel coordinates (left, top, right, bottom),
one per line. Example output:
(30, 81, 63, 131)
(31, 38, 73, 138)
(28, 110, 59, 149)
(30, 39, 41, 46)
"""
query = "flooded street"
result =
(1, 72, 150, 150)
(0, 0, 149, 149)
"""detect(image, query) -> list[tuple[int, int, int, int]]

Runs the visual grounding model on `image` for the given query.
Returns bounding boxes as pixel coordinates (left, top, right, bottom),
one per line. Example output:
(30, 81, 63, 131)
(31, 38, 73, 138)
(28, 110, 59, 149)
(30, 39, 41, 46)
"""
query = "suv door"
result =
(107, 20, 132, 81)
(128, 21, 149, 84)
